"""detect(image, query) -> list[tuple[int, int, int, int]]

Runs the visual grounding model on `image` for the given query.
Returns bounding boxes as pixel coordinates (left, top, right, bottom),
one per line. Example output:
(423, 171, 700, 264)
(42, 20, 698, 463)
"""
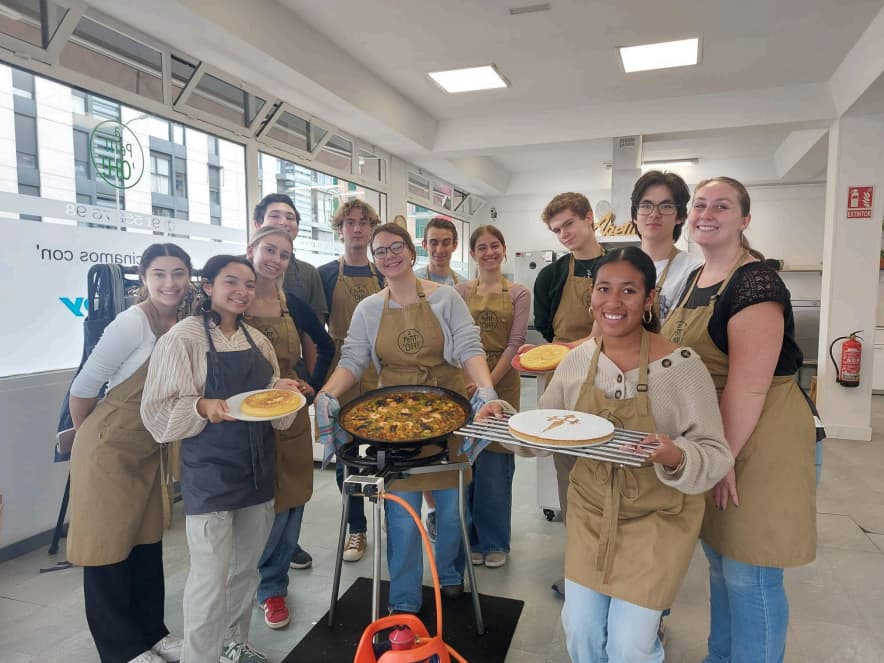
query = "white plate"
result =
(508, 409, 614, 447)
(226, 389, 306, 422)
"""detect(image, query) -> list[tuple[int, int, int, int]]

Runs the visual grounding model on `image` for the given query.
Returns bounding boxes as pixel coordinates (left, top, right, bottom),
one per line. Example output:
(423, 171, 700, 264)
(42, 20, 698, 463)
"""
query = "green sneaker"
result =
(221, 641, 267, 663)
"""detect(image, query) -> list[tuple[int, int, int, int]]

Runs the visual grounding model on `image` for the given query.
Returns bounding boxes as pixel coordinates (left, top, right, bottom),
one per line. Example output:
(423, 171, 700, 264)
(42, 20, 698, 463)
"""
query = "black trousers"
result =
(83, 541, 169, 663)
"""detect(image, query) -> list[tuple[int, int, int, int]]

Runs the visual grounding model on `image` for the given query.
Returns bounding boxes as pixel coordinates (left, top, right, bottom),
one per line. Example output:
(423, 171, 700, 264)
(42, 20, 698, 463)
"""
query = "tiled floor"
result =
(2, 390, 883, 662)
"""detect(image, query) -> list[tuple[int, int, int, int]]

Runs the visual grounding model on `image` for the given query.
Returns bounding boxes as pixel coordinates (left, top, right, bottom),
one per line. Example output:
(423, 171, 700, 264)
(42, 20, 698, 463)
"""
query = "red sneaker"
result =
(262, 596, 290, 629)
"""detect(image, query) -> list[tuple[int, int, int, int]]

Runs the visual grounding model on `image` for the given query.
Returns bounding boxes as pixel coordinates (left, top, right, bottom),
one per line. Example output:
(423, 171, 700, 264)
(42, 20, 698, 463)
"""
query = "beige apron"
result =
(552, 254, 596, 343)
(374, 281, 472, 492)
(329, 258, 381, 406)
(661, 261, 816, 567)
(67, 360, 165, 566)
(245, 294, 313, 512)
(466, 278, 519, 454)
(564, 331, 705, 609)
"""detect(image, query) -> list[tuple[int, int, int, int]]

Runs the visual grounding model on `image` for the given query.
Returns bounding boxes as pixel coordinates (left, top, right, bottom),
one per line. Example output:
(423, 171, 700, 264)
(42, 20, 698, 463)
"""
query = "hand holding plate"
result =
(198, 397, 237, 423)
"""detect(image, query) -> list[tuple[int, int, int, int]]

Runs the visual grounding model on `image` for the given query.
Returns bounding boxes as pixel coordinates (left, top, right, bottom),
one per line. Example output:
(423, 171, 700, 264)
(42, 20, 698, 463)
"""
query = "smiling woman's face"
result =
(249, 234, 292, 281)
(203, 262, 256, 317)
(372, 231, 414, 279)
(689, 181, 750, 250)
(590, 260, 653, 338)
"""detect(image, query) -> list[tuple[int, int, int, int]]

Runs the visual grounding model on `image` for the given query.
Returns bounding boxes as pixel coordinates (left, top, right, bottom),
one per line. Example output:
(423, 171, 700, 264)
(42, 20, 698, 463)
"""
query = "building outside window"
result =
(209, 165, 221, 206)
(174, 159, 187, 198)
(151, 152, 172, 194)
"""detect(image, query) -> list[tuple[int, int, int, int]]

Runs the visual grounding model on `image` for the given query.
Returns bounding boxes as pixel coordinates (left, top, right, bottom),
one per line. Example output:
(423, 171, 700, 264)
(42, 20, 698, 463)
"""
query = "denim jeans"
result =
(336, 460, 367, 534)
(467, 451, 515, 554)
(561, 579, 663, 663)
(702, 542, 788, 663)
(256, 505, 304, 604)
(384, 488, 465, 613)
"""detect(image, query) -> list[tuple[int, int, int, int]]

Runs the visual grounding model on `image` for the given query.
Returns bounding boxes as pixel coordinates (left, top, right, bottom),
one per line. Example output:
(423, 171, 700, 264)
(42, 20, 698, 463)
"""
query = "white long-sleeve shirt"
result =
(140, 315, 292, 443)
(539, 338, 732, 494)
(70, 306, 155, 397)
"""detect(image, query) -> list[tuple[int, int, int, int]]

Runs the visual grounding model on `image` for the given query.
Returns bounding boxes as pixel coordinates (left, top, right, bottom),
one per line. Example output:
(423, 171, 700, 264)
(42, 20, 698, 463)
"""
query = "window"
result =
(14, 113, 39, 172)
(91, 96, 121, 121)
(18, 184, 41, 221)
(151, 152, 171, 194)
(152, 206, 174, 218)
(209, 165, 221, 206)
(71, 90, 87, 114)
(96, 194, 119, 208)
(175, 210, 189, 220)
(208, 135, 219, 156)
(73, 130, 90, 177)
(170, 123, 185, 145)
(210, 215, 221, 226)
(12, 70, 34, 99)
(174, 160, 187, 198)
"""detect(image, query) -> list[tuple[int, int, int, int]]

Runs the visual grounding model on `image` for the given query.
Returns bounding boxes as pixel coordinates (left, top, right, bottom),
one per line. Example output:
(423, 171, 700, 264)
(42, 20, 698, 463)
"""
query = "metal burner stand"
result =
(327, 442, 485, 636)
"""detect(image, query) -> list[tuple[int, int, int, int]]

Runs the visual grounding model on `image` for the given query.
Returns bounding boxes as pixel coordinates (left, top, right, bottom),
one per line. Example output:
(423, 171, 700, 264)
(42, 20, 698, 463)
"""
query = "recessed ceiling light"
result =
(428, 65, 509, 94)
(619, 38, 700, 73)
(641, 158, 699, 171)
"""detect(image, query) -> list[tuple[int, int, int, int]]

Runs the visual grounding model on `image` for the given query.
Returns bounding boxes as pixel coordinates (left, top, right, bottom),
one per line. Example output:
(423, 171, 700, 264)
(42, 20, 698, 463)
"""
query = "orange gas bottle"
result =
(352, 493, 468, 663)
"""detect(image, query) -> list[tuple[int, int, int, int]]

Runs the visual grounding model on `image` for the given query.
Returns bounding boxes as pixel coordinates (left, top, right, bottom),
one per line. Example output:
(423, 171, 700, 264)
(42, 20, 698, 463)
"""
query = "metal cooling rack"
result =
(455, 414, 655, 467)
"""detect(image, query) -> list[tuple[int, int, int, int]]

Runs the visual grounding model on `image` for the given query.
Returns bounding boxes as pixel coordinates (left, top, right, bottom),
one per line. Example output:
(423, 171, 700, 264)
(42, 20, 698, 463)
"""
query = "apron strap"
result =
(159, 443, 175, 530)
(596, 466, 621, 581)
(337, 256, 345, 277)
(654, 245, 681, 291)
(202, 314, 218, 354)
(637, 329, 650, 416)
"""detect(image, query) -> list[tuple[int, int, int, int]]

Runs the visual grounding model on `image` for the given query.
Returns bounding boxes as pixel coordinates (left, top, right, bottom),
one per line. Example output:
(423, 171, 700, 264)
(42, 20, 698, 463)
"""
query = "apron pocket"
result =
(94, 428, 159, 474)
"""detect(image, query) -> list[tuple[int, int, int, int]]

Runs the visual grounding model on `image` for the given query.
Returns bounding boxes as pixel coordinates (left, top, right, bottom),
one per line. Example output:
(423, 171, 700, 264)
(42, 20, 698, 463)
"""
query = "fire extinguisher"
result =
(829, 330, 863, 387)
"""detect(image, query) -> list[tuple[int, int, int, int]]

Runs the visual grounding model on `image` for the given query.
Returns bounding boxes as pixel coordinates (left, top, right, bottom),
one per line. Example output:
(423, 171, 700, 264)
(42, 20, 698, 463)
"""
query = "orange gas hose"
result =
(379, 492, 468, 663)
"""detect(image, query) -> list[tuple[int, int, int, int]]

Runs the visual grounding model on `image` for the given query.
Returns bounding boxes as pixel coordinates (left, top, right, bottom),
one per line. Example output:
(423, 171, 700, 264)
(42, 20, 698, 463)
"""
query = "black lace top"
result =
(681, 262, 803, 376)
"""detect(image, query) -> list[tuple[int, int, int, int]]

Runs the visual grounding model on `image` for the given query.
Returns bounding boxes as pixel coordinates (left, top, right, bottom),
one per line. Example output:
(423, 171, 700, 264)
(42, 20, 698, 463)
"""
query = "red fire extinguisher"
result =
(829, 330, 863, 387)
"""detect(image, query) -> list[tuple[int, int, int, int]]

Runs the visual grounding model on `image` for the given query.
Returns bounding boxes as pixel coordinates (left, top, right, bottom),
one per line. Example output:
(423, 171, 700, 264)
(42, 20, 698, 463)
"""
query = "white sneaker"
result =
(152, 633, 182, 662)
(220, 641, 268, 663)
(342, 532, 367, 562)
(128, 652, 164, 663)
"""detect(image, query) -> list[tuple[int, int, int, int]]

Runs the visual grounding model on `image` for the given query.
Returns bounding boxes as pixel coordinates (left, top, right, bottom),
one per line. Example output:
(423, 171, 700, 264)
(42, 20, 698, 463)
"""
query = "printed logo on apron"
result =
(350, 284, 370, 303)
(398, 328, 425, 354)
(669, 319, 687, 344)
(581, 289, 593, 308)
(477, 309, 499, 332)
(261, 326, 279, 344)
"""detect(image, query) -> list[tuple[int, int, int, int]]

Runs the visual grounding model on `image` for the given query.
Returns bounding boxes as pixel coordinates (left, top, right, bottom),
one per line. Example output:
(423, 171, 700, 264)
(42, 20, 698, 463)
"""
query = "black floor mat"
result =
(283, 576, 524, 662)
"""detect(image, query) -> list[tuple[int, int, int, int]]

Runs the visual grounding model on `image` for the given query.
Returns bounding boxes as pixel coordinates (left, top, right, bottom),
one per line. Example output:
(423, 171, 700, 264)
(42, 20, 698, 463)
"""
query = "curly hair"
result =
(541, 192, 592, 224)
(331, 199, 381, 233)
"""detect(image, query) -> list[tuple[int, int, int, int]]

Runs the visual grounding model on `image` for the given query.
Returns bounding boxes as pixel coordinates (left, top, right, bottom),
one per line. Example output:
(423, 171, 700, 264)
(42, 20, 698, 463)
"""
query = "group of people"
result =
(65, 193, 529, 662)
(66, 169, 817, 663)
(480, 172, 817, 663)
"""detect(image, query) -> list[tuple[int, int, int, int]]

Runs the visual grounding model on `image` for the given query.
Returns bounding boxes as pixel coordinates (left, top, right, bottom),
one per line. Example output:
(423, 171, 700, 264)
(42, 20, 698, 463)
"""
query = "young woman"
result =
(662, 177, 817, 663)
(141, 255, 302, 663)
(481, 247, 732, 662)
(454, 225, 529, 568)
(244, 226, 334, 630)
(68, 244, 190, 663)
(317, 223, 499, 614)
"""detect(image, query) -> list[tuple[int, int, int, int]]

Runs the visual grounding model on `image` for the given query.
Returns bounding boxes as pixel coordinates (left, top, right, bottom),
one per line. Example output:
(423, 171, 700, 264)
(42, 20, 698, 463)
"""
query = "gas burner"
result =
(337, 437, 450, 476)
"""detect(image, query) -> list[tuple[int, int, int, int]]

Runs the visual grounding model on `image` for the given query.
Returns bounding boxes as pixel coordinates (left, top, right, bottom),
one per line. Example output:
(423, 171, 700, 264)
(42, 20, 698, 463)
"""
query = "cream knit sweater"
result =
(536, 338, 733, 495)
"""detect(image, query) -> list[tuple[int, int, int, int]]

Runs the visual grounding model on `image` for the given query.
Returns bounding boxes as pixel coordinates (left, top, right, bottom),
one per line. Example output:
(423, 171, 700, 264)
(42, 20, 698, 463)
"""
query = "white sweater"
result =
(538, 338, 732, 494)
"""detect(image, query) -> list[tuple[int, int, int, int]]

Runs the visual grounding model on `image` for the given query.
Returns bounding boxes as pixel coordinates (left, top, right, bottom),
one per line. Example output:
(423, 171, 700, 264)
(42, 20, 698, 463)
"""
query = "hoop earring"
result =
(642, 309, 653, 324)
(588, 306, 594, 317)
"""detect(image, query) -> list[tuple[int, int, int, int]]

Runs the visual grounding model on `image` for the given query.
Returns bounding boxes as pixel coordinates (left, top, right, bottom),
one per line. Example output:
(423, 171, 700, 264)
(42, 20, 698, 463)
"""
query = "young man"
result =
(253, 193, 329, 323)
(419, 217, 466, 285)
(631, 170, 703, 322)
(534, 192, 606, 598)
(317, 199, 384, 562)
(253, 193, 326, 571)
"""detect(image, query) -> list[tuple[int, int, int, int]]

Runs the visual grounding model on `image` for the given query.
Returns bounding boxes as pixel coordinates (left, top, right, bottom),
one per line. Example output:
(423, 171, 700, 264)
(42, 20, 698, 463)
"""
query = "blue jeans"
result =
(561, 579, 663, 663)
(467, 451, 515, 554)
(256, 506, 304, 604)
(702, 542, 788, 663)
(815, 440, 823, 485)
(336, 460, 367, 534)
(384, 488, 465, 613)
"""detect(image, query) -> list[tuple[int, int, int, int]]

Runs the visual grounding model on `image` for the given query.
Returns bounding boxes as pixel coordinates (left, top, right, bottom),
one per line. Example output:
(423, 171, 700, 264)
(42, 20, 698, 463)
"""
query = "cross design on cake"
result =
(542, 413, 579, 433)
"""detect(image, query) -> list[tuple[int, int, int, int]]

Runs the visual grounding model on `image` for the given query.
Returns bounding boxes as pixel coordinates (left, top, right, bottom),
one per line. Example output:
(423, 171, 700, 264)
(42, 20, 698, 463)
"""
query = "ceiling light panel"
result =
(428, 65, 509, 94)
(619, 38, 700, 73)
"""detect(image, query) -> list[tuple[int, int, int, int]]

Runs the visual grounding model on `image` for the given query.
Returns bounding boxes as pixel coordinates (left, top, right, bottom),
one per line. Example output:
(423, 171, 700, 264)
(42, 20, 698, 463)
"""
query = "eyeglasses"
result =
(372, 241, 406, 259)
(637, 202, 677, 216)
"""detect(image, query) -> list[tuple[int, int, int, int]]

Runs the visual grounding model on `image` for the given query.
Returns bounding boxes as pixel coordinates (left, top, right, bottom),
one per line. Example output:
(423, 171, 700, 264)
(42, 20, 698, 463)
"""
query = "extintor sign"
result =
(846, 186, 874, 219)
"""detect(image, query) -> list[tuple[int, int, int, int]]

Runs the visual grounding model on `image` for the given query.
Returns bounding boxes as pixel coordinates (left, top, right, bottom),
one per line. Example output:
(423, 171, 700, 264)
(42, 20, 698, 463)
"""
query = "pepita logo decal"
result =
(350, 284, 369, 303)
(398, 328, 424, 354)
(477, 309, 499, 331)
(581, 289, 593, 308)
(669, 319, 687, 344)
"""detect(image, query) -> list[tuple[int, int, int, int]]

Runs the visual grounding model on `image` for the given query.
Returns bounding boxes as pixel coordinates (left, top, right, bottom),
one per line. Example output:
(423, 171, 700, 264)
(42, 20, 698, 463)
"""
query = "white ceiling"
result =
(88, 0, 884, 195)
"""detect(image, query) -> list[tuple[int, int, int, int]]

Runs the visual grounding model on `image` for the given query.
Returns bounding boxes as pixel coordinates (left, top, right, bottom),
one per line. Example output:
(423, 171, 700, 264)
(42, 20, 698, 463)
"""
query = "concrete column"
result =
(817, 114, 884, 441)
(388, 155, 408, 218)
